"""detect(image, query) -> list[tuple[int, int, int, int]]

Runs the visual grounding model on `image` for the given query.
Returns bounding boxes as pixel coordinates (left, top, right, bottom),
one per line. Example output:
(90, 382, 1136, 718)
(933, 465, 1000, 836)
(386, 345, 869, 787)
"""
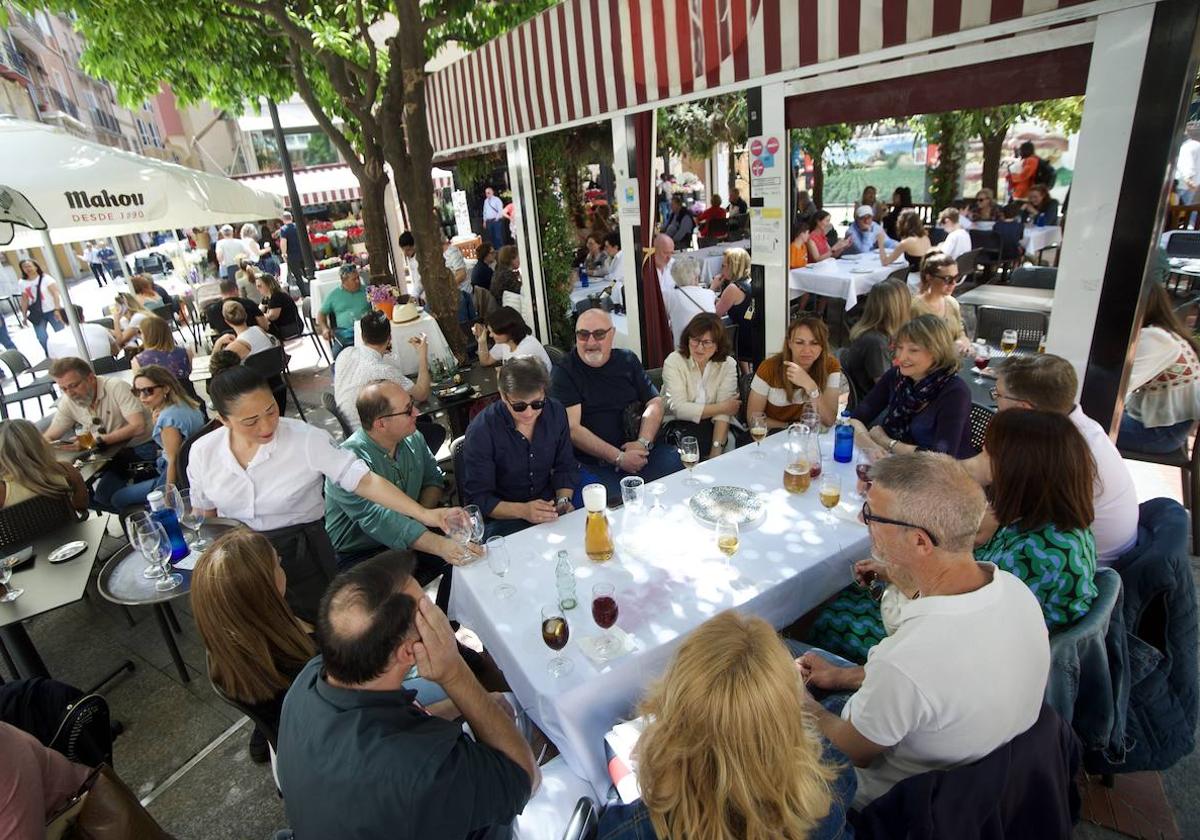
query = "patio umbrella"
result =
(0, 184, 46, 246)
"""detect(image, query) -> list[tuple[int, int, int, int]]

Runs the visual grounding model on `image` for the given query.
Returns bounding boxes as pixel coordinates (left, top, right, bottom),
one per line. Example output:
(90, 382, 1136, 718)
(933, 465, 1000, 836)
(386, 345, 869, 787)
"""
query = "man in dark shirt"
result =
(277, 211, 306, 288)
(278, 552, 539, 839)
(463, 357, 579, 538)
(550, 309, 682, 500)
(727, 187, 749, 216)
(204, 278, 267, 337)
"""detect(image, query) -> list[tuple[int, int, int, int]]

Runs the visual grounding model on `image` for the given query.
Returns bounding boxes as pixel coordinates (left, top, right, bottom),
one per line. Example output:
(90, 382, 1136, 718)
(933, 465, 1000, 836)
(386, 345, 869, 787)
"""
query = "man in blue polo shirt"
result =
(550, 308, 682, 500)
(842, 205, 896, 255)
(278, 553, 539, 839)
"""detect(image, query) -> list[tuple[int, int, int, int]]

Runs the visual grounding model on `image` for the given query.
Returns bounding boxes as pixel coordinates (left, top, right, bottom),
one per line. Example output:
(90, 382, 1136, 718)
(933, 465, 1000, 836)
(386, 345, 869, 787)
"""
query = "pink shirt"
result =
(0, 721, 89, 838)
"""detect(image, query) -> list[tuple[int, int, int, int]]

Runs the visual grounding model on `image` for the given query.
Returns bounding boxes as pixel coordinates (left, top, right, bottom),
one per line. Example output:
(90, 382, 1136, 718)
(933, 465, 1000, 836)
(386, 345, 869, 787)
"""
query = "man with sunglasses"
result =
(795, 452, 1049, 807)
(324, 381, 480, 597)
(550, 309, 682, 500)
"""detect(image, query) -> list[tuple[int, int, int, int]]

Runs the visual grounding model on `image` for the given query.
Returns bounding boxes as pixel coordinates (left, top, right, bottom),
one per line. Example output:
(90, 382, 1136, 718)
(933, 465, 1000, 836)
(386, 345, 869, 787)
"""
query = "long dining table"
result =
(448, 428, 871, 796)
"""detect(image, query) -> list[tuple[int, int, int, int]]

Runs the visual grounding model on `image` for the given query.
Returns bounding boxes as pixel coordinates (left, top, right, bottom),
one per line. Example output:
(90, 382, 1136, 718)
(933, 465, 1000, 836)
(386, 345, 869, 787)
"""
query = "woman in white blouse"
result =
(662, 313, 740, 459)
(211, 300, 278, 360)
(1119, 283, 1200, 453)
(186, 366, 466, 619)
(665, 257, 717, 349)
(472, 306, 553, 373)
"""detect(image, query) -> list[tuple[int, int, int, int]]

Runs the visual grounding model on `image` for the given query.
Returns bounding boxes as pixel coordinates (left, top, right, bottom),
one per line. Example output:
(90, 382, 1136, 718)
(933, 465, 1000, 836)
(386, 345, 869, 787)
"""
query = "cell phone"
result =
(3, 545, 34, 571)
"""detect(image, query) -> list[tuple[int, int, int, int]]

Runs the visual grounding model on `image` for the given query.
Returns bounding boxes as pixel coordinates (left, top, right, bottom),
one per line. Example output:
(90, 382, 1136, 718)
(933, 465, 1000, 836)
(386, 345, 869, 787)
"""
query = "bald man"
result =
(550, 308, 682, 499)
(652, 234, 676, 299)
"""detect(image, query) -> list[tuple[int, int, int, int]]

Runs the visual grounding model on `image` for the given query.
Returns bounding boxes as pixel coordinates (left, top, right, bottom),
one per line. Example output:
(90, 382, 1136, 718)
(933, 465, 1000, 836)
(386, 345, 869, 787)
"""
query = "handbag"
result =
(46, 764, 175, 840)
(26, 275, 45, 325)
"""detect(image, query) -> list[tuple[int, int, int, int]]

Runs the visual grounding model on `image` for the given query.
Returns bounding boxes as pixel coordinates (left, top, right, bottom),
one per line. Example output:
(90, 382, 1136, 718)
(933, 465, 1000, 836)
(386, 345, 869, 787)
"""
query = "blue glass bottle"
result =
(833, 410, 855, 463)
(147, 491, 189, 562)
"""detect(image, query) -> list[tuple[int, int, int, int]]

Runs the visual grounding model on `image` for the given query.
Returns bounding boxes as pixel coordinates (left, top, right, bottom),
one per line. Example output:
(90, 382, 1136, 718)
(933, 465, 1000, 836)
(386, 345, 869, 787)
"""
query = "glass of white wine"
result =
(750, 413, 768, 458)
(679, 436, 700, 486)
(1001, 329, 1018, 355)
(716, 520, 739, 558)
(819, 473, 842, 523)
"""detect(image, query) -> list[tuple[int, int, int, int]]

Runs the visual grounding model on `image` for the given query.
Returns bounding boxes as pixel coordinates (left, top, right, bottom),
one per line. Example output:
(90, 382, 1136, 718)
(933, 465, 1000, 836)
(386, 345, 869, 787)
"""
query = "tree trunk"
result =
(979, 130, 1006, 196)
(358, 158, 393, 286)
(811, 144, 827, 208)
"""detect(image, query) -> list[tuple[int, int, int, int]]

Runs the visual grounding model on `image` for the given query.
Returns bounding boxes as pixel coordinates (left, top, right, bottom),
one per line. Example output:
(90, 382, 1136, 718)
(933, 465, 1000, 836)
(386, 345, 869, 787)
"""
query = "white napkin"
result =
(173, 550, 199, 571)
(577, 626, 640, 670)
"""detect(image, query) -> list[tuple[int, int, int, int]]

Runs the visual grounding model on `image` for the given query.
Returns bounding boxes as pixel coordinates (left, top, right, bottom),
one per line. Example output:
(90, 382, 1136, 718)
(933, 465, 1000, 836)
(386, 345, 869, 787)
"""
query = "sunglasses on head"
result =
(506, 397, 546, 413)
(575, 327, 612, 342)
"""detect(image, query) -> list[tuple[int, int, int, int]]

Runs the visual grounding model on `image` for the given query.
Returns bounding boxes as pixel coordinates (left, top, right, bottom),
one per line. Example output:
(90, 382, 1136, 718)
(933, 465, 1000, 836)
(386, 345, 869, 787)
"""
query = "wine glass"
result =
(541, 604, 573, 677)
(855, 451, 873, 498)
(148, 521, 183, 593)
(176, 488, 209, 552)
(591, 583, 619, 658)
(750, 412, 768, 458)
(647, 483, 668, 515)
(1001, 329, 1018, 355)
(716, 520, 739, 559)
(971, 338, 990, 384)
(679, 436, 700, 486)
(819, 473, 843, 522)
(0, 552, 25, 603)
(486, 535, 514, 599)
(127, 513, 164, 579)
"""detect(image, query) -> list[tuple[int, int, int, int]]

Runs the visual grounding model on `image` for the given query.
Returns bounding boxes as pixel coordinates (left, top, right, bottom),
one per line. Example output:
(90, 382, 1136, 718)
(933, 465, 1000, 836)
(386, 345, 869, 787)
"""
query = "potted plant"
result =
(367, 283, 400, 319)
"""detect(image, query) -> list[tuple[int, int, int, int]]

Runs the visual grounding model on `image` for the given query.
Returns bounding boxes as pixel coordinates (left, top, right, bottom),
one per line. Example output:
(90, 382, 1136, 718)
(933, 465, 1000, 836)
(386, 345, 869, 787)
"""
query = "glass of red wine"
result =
(591, 582, 620, 659)
(541, 604, 573, 677)
(855, 452, 873, 498)
(972, 340, 991, 384)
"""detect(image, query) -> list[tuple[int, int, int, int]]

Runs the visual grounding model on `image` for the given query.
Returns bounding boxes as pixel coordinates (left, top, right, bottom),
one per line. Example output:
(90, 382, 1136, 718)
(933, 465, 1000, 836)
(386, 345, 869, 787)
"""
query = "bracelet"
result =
(615, 451, 625, 467)
(887, 438, 899, 453)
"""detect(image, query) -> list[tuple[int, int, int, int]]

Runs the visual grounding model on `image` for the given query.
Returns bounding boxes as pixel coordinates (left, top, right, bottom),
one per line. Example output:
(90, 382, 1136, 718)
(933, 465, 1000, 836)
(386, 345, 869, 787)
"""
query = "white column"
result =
(610, 117, 642, 355)
(1046, 8, 1154, 386)
(37, 230, 90, 362)
(506, 137, 549, 341)
(749, 82, 790, 355)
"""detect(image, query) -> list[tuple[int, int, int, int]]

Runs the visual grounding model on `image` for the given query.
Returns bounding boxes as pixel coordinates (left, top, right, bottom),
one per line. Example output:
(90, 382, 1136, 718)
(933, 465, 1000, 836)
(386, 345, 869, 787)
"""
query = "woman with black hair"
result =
(472, 306, 552, 372)
(185, 366, 466, 621)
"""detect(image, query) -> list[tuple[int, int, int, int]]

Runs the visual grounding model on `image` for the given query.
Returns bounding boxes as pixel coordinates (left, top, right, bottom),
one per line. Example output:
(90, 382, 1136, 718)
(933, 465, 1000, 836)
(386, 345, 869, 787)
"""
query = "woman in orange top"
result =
(789, 220, 811, 269)
(746, 316, 842, 430)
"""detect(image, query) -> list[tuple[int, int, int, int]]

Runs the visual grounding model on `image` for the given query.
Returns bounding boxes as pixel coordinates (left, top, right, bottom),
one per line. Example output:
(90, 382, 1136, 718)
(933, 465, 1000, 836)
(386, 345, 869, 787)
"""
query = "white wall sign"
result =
(619, 178, 640, 221)
(750, 207, 784, 265)
(748, 134, 785, 204)
(452, 190, 471, 238)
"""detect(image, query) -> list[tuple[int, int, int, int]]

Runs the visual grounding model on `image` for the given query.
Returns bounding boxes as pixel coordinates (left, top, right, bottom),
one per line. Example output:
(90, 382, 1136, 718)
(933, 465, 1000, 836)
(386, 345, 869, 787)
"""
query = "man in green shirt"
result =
(317, 263, 372, 357)
(325, 381, 480, 605)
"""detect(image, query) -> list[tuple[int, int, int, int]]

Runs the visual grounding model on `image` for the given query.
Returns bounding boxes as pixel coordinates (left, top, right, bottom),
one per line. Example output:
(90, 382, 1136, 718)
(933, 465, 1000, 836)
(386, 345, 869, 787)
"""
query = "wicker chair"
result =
(0, 494, 83, 551)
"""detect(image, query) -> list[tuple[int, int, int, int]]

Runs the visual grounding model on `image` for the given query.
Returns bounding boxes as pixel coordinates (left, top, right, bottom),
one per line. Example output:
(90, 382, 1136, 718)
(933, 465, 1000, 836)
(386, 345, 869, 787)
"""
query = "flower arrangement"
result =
(309, 233, 330, 247)
(316, 257, 342, 270)
(308, 220, 334, 232)
(347, 225, 366, 244)
(367, 284, 400, 304)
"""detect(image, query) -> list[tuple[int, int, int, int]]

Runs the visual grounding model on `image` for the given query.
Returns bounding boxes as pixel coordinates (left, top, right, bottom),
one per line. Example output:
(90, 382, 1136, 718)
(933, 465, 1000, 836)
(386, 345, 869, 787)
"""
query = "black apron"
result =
(260, 519, 337, 624)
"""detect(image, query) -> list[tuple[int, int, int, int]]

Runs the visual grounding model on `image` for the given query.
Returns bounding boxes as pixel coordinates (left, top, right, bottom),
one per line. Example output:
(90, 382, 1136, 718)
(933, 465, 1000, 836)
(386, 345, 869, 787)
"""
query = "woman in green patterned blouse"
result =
(973, 408, 1098, 629)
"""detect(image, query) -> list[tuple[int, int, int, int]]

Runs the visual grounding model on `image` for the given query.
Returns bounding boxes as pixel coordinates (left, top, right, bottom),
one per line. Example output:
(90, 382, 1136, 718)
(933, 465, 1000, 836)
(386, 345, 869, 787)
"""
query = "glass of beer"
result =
(541, 604, 573, 677)
(819, 473, 842, 521)
(750, 413, 768, 458)
(74, 423, 96, 451)
(679, 436, 700, 486)
(716, 520, 739, 558)
(1001, 329, 1018, 355)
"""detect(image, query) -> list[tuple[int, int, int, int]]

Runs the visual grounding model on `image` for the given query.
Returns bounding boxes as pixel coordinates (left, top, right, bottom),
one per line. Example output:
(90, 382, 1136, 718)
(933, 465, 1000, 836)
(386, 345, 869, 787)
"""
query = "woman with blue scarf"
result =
(849, 314, 973, 459)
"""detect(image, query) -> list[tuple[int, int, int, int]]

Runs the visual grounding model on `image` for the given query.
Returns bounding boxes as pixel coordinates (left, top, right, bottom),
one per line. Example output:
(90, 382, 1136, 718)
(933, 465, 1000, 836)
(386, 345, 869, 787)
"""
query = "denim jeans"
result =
(0, 318, 14, 351)
(581, 445, 683, 503)
(32, 312, 64, 353)
(90, 441, 162, 513)
(1117, 413, 1193, 455)
(331, 327, 354, 360)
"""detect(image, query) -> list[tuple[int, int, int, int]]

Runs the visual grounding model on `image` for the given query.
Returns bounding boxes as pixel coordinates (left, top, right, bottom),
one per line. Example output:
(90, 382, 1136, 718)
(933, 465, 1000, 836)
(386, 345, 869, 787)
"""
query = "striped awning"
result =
(425, 0, 1094, 155)
(234, 164, 455, 208)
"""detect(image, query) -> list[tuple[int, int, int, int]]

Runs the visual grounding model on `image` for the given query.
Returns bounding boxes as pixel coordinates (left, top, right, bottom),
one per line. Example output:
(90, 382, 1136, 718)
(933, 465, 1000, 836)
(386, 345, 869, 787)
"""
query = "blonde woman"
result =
(0, 419, 87, 511)
(133, 315, 192, 380)
(747, 316, 842, 430)
(112, 291, 154, 349)
(842, 278, 911, 399)
(596, 611, 854, 840)
(712, 247, 756, 369)
(910, 250, 971, 354)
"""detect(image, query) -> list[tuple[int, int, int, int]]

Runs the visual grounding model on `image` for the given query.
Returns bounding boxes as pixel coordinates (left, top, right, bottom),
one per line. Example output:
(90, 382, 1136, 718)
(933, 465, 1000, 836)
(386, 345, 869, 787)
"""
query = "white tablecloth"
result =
(957, 285, 1054, 315)
(308, 267, 344, 315)
(1021, 225, 1061, 254)
(351, 311, 454, 376)
(448, 429, 870, 796)
(788, 255, 903, 310)
(686, 238, 750, 285)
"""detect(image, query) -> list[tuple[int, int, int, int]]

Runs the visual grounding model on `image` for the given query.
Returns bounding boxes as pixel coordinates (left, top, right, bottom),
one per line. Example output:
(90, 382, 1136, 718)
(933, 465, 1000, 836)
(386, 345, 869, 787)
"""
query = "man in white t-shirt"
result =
(1175, 123, 1200, 204)
(964, 353, 1138, 565)
(47, 321, 117, 361)
(798, 452, 1049, 807)
(651, 234, 676, 300)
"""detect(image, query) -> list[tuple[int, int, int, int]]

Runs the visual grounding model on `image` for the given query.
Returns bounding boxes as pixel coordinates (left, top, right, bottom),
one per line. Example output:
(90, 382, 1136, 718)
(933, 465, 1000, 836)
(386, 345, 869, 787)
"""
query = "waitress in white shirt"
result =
(473, 306, 553, 373)
(187, 365, 465, 621)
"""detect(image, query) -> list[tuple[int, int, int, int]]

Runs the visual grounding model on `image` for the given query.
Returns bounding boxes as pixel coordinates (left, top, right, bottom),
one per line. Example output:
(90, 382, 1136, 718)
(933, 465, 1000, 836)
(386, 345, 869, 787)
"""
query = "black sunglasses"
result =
(130, 386, 162, 397)
(576, 327, 613, 342)
(506, 397, 546, 413)
(860, 501, 940, 547)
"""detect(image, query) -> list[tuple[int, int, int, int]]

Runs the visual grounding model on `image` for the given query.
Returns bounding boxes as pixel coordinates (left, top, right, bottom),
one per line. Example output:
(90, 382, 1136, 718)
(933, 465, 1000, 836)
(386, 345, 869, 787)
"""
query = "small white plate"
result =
(48, 540, 88, 564)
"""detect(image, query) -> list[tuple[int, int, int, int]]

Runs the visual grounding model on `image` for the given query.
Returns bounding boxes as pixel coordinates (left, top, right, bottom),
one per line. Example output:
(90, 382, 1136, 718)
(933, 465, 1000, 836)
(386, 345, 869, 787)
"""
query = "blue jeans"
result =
(90, 441, 162, 513)
(331, 327, 354, 360)
(485, 219, 505, 249)
(582, 445, 684, 503)
(32, 312, 64, 353)
(0, 318, 14, 351)
(786, 640, 854, 715)
(1117, 413, 1193, 454)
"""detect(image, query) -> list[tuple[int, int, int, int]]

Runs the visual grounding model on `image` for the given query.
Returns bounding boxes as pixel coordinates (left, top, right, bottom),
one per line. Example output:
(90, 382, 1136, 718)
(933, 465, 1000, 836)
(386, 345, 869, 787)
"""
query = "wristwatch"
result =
(636, 436, 654, 451)
(555, 496, 572, 513)
(807, 387, 821, 401)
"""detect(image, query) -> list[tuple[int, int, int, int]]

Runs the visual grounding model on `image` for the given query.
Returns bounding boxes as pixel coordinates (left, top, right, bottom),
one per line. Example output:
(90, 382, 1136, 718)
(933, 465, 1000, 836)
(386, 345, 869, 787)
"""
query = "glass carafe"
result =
(783, 423, 813, 495)
(583, 483, 614, 562)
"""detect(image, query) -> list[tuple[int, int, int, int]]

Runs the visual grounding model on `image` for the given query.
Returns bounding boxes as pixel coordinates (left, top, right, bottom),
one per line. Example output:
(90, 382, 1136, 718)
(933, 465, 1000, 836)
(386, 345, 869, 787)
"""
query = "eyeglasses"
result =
(506, 397, 545, 413)
(688, 337, 716, 348)
(379, 403, 416, 420)
(575, 327, 613, 342)
(130, 385, 162, 397)
(860, 500, 940, 547)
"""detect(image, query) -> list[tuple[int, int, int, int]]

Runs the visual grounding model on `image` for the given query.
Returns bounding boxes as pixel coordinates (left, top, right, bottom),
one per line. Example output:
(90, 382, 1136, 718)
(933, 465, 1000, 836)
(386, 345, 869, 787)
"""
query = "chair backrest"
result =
(838, 347, 863, 411)
(1009, 266, 1058, 290)
(0, 494, 80, 551)
(544, 344, 566, 366)
(561, 797, 598, 840)
(707, 216, 730, 238)
(928, 225, 948, 246)
(450, 435, 468, 506)
(967, 402, 995, 455)
(975, 307, 1049, 350)
(321, 391, 353, 439)
(48, 693, 113, 768)
(89, 317, 115, 331)
(1164, 230, 1200, 257)
(175, 419, 221, 491)
(208, 668, 282, 749)
(646, 367, 663, 391)
(955, 248, 984, 284)
(243, 344, 287, 379)
(0, 349, 32, 378)
(885, 266, 909, 284)
(968, 228, 1001, 255)
(92, 355, 131, 375)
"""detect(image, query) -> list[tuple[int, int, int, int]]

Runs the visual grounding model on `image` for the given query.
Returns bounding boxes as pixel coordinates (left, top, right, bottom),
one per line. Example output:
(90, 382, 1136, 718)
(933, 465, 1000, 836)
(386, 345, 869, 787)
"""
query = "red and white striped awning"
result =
(234, 164, 455, 208)
(425, 0, 1092, 155)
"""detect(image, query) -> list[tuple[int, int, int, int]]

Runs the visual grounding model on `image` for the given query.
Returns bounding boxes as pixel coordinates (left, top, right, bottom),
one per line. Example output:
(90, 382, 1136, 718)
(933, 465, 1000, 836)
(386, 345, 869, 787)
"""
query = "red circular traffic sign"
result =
(751, 159, 765, 177)
(766, 136, 779, 155)
(750, 139, 763, 157)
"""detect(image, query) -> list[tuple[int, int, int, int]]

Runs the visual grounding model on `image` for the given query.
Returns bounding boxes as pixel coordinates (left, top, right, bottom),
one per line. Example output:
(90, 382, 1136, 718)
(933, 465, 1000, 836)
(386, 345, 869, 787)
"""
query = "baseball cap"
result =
(855, 206, 874, 219)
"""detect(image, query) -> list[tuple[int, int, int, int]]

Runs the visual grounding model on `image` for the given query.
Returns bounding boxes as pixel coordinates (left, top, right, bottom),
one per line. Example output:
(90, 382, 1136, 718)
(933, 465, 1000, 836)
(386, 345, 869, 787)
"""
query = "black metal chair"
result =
(561, 797, 599, 840)
(954, 248, 986, 293)
(294, 298, 331, 368)
(321, 392, 353, 439)
(1008, 266, 1058, 290)
(91, 355, 131, 375)
(928, 226, 948, 246)
(544, 344, 566, 366)
(0, 493, 83, 551)
(1119, 422, 1200, 554)
(450, 435, 468, 505)
(967, 403, 996, 455)
(885, 266, 909, 284)
(1165, 230, 1200, 258)
(974, 306, 1048, 351)
(175, 419, 221, 492)
(0, 349, 56, 419)
(244, 345, 307, 421)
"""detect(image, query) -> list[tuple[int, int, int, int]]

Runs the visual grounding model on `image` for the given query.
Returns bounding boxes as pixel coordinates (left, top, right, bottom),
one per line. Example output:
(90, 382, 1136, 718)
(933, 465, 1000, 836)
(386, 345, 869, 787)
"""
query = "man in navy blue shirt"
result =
(550, 309, 682, 499)
(277, 211, 306, 291)
(463, 357, 579, 538)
